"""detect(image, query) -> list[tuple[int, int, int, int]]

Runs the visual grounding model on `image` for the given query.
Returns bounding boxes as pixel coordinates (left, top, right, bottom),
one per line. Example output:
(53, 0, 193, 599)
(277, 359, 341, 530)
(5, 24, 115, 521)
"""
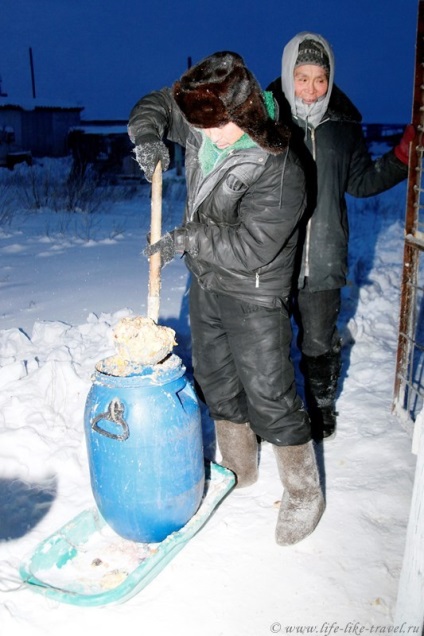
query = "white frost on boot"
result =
(273, 441, 325, 545)
(215, 420, 259, 488)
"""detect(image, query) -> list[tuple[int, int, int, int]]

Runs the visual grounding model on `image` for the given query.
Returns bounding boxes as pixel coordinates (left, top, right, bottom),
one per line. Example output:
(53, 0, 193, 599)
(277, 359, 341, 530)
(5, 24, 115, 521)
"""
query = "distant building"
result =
(68, 121, 183, 183)
(0, 99, 84, 167)
(67, 121, 136, 182)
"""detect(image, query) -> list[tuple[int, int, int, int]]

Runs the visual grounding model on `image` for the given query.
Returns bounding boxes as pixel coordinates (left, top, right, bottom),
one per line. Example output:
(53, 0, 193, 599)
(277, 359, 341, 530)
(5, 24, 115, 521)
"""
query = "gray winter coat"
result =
(268, 32, 408, 292)
(128, 88, 307, 308)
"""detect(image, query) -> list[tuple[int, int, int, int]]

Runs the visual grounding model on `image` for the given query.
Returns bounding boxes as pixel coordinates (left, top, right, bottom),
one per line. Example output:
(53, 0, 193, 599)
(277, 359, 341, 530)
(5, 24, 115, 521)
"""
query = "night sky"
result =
(0, 0, 418, 124)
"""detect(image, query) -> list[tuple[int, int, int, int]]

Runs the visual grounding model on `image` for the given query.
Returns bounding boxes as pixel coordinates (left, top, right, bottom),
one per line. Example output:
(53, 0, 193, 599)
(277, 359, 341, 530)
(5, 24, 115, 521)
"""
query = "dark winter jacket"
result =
(128, 88, 307, 308)
(268, 34, 408, 293)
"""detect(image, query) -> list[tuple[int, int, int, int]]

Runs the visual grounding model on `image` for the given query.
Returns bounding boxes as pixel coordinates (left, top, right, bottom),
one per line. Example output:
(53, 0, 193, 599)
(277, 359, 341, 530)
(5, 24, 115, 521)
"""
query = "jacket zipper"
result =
(303, 126, 317, 278)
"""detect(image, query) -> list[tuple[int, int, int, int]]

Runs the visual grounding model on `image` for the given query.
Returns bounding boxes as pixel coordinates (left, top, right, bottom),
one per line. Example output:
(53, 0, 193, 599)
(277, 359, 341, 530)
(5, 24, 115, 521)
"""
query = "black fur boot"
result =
(301, 347, 341, 441)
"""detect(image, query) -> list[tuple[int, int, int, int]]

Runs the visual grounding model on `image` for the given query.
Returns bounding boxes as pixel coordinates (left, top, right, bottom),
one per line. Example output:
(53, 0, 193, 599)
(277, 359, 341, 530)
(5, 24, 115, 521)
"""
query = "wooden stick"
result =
(147, 163, 162, 323)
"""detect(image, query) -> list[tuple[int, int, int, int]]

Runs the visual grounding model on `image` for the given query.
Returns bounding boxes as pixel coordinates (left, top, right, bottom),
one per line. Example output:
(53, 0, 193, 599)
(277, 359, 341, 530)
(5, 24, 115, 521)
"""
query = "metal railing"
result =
(393, 0, 424, 432)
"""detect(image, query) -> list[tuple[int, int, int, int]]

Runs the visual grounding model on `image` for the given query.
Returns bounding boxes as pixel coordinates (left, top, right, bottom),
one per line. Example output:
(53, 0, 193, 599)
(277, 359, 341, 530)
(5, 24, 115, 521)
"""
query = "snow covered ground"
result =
(0, 160, 420, 634)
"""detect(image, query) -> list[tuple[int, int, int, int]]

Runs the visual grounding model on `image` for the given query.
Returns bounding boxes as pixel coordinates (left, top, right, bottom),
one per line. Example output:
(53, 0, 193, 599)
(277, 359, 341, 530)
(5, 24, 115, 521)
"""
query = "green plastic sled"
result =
(19, 462, 235, 607)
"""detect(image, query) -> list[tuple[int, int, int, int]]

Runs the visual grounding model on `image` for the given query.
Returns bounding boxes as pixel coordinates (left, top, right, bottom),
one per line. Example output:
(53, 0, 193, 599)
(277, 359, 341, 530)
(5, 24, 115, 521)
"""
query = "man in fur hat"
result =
(268, 33, 412, 441)
(128, 51, 324, 546)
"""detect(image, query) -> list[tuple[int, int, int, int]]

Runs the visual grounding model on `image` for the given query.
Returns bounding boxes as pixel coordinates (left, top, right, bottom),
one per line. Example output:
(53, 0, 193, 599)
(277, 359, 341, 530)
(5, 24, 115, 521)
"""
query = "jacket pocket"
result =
(224, 173, 249, 193)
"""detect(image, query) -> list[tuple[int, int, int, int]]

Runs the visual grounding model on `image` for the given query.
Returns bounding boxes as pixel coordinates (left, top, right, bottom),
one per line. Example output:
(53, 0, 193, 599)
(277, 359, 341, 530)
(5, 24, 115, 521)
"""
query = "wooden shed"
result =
(0, 100, 84, 159)
(68, 121, 183, 183)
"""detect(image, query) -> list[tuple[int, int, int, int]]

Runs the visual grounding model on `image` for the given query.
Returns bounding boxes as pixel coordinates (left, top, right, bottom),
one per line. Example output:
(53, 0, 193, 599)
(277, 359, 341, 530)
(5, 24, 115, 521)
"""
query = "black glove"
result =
(143, 229, 187, 267)
(134, 141, 170, 182)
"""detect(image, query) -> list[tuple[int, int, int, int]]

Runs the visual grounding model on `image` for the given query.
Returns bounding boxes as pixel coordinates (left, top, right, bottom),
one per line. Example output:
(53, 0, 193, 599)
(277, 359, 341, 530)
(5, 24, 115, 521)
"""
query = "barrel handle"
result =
(91, 398, 129, 441)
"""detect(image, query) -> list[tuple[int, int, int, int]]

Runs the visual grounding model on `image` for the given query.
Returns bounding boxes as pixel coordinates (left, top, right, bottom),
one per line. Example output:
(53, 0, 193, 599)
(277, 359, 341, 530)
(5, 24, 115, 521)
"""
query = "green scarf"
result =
(198, 91, 276, 175)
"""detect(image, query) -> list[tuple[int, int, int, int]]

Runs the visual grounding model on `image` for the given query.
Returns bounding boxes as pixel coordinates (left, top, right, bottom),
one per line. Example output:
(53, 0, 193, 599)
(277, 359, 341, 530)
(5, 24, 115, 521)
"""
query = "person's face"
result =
(203, 122, 245, 149)
(293, 64, 329, 104)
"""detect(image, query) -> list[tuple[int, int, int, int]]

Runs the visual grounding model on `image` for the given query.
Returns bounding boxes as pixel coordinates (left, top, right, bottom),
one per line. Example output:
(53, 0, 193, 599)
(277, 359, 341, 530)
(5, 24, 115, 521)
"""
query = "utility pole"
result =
(29, 47, 36, 98)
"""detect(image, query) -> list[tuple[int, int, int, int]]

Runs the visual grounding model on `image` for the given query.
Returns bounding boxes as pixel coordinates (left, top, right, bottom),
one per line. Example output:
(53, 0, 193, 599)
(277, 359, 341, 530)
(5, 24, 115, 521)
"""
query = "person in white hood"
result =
(268, 32, 412, 441)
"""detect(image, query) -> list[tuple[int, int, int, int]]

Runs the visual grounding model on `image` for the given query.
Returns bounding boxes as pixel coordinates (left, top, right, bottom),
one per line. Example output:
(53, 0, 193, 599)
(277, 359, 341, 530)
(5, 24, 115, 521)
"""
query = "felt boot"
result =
(215, 420, 258, 488)
(273, 441, 325, 545)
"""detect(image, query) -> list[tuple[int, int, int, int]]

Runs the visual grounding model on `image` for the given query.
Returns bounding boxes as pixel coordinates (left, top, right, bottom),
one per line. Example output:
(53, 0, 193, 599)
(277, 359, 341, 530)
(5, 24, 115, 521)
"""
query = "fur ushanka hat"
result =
(172, 51, 290, 155)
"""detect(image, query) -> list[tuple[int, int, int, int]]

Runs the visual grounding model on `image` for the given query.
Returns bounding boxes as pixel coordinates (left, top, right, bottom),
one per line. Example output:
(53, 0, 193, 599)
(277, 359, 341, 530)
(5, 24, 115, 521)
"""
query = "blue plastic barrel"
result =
(84, 355, 205, 543)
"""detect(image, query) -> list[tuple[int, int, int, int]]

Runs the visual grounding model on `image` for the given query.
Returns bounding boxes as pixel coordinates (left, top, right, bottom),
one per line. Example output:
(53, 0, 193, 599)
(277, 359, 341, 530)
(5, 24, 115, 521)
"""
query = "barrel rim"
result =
(92, 354, 186, 387)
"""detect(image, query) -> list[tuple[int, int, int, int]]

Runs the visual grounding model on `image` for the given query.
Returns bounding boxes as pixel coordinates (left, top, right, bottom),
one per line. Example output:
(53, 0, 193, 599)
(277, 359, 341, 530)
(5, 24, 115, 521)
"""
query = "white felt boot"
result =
(215, 420, 259, 488)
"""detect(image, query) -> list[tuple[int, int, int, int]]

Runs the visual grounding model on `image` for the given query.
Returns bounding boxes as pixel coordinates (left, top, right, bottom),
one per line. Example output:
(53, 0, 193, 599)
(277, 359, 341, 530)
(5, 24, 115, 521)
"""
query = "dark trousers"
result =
(292, 281, 342, 414)
(189, 278, 311, 446)
(293, 281, 341, 357)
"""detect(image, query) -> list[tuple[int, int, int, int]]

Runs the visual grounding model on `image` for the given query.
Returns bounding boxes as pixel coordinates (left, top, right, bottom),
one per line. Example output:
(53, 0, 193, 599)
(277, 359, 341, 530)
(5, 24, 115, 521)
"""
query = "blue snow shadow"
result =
(0, 475, 58, 541)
